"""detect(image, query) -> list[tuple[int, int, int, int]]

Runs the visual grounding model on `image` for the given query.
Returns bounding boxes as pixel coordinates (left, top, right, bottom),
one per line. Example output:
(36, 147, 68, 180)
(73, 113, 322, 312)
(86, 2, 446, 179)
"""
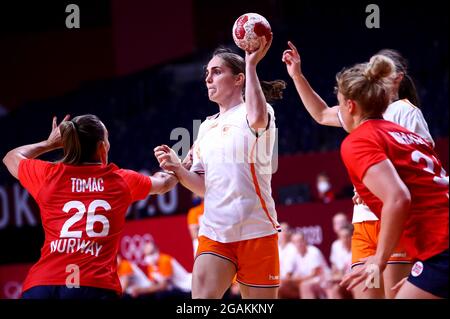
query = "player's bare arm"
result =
(282, 41, 341, 127)
(245, 34, 272, 130)
(3, 115, 70, 179)
(340, 159, 411, 291)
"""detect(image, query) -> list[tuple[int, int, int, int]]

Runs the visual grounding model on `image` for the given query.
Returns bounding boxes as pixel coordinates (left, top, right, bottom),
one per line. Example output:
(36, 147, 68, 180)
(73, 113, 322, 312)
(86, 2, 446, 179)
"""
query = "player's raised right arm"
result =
(3, 115, 69, 179)
(282, 41, 341, 127)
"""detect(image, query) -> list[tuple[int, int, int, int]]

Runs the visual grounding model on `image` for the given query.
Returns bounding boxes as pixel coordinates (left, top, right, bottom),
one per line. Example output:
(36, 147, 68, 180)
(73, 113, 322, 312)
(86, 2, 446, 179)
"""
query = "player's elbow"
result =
(2, 151, 16, 175)
(391, 189, 412, 215)
(316, 116, 329, 126)
(248, 113, 268, 131)
(2, 151, 10, 167)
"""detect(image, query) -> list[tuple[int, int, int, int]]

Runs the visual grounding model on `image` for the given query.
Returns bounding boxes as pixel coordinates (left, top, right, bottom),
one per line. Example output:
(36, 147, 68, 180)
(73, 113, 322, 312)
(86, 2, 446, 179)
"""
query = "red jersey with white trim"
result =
(18, 159, 152, 294)
(341, 120, 448, 261)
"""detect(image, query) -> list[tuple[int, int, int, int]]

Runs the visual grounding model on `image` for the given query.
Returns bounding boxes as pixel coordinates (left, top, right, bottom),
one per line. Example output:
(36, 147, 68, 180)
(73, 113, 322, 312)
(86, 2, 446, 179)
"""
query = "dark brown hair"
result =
(376, 49, 420, 107)
(336, 55, 395, 118)
(59, 114, 105, 164)
(211, 47, 286, 102)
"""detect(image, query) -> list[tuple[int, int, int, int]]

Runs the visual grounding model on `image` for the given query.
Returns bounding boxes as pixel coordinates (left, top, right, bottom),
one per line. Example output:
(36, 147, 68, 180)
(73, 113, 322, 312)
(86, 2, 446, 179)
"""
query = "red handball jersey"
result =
(18, 159, 152, 294)
(341, 120, 448, 261)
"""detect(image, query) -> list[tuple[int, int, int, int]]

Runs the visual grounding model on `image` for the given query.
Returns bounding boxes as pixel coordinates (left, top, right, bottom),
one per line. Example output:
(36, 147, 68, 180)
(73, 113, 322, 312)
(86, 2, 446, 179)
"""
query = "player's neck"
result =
(390, 92, 399, 103)
(80, 161, 102, 165)
(218, 95, 243, 114)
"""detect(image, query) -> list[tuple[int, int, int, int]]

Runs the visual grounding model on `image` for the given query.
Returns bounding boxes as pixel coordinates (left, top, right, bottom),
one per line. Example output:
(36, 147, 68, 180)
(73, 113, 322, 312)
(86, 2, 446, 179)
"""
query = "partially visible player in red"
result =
(2, 114, 179, 299)
(282, 43, 436, 298)
(332, 56, 448, 298)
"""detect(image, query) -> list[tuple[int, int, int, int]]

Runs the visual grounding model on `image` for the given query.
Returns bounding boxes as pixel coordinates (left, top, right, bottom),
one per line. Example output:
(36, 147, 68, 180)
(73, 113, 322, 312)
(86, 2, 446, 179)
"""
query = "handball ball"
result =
(232, 13, 271, 52)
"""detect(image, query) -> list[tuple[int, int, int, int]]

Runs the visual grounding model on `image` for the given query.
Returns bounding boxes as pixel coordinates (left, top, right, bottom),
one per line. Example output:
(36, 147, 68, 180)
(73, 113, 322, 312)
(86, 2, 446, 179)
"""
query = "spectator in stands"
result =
(283, 231, 330, 299)
(278, 222, 299, 298)
(316, 172, 335, 203)
(117, 254, 134, 294)
(324, 224, 353, 299)
(129, 241, 191, 300)
(332, 212, 349, 235)
(187, 193, 204, 256)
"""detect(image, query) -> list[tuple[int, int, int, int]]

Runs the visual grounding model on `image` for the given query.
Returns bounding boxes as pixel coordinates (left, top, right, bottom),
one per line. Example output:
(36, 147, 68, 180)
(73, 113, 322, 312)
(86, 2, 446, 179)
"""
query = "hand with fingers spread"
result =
(154, 145, 182, 173)
(340, 255, 385, 292)
(47, 114, 70, 149)
(245, 33, 273, 67)
(282, 41, 302, 79)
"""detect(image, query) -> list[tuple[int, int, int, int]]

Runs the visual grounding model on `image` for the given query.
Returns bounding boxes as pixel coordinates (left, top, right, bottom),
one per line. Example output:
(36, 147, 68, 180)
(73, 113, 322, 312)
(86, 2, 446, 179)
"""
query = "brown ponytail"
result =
(211, 47, 286, 102)
(260, 80, 287, 102)
(59, 121, 82, 164)
(376, 49, 421, 107)
(59, 114, 105, 165)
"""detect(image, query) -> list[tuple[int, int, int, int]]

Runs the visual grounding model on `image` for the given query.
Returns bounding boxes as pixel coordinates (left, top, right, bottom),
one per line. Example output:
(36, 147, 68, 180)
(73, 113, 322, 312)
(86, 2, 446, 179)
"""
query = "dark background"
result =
(0, 0, 448, 264)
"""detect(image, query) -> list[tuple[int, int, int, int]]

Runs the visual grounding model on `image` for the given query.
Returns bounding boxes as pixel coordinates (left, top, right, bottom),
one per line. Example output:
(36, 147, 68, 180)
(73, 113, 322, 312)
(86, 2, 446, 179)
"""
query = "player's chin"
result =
(208, 91, 218, 102)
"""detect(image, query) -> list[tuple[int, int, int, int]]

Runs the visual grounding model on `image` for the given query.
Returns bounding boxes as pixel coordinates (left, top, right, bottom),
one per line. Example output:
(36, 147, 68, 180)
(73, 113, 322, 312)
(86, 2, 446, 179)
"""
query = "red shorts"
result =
(351, 221, 413, 268)
(196, 234, 280, 287)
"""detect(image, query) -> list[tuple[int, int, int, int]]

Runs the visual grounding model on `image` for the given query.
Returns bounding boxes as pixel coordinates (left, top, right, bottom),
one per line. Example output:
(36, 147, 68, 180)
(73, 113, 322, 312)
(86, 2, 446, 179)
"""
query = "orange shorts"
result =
(351, 221, 413, 268)
(196, 234, 280, 287)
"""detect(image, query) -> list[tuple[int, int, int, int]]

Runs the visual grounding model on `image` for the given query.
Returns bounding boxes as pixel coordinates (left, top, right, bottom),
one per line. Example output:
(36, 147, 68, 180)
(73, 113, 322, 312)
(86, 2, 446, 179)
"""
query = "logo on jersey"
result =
(411, 261, 424, 277)
(391, 251, 407, 258)
(268, 274, 279, 280)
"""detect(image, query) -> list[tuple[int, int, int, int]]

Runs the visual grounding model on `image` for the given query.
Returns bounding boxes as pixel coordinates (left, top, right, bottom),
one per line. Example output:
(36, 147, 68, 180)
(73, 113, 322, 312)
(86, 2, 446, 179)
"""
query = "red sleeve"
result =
(18, 159, 55, 199)
(115, 169, 152, 202)
(341, 133, 387, 181)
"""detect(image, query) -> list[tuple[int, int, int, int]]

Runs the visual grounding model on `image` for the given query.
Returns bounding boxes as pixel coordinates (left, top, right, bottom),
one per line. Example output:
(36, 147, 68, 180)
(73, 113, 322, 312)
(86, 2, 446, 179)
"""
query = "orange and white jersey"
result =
(383, 99, 434, 147)
(353, 98, 435, 223)
(191, 103, 280, 243)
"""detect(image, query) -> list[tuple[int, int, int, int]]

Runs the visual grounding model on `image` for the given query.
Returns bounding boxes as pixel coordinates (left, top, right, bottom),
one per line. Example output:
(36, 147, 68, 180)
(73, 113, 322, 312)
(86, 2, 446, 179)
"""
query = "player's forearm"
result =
(7, 140, 57, 160)
(245, 64, 268, 130)
(151, 171, 179, 194)
(291, 74, 340, 127)
(173, 166, 205, 196)
(3, 140, 57, 179)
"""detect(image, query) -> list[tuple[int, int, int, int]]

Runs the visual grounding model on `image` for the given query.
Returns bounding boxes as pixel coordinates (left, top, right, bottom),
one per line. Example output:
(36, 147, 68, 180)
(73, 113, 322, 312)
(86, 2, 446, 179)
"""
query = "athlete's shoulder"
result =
(341, 121, 384, 154)
(385, 99, 418, 116)
(266, 102, 275, 113)
(21, 158, 58, 170)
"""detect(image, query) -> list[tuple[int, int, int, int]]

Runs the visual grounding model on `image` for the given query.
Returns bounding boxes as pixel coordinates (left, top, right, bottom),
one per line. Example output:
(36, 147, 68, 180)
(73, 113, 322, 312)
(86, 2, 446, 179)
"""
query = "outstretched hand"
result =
(281, 41, 302, 79)
(245, 33, 273, 66)
(47, 115, 70, 149)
